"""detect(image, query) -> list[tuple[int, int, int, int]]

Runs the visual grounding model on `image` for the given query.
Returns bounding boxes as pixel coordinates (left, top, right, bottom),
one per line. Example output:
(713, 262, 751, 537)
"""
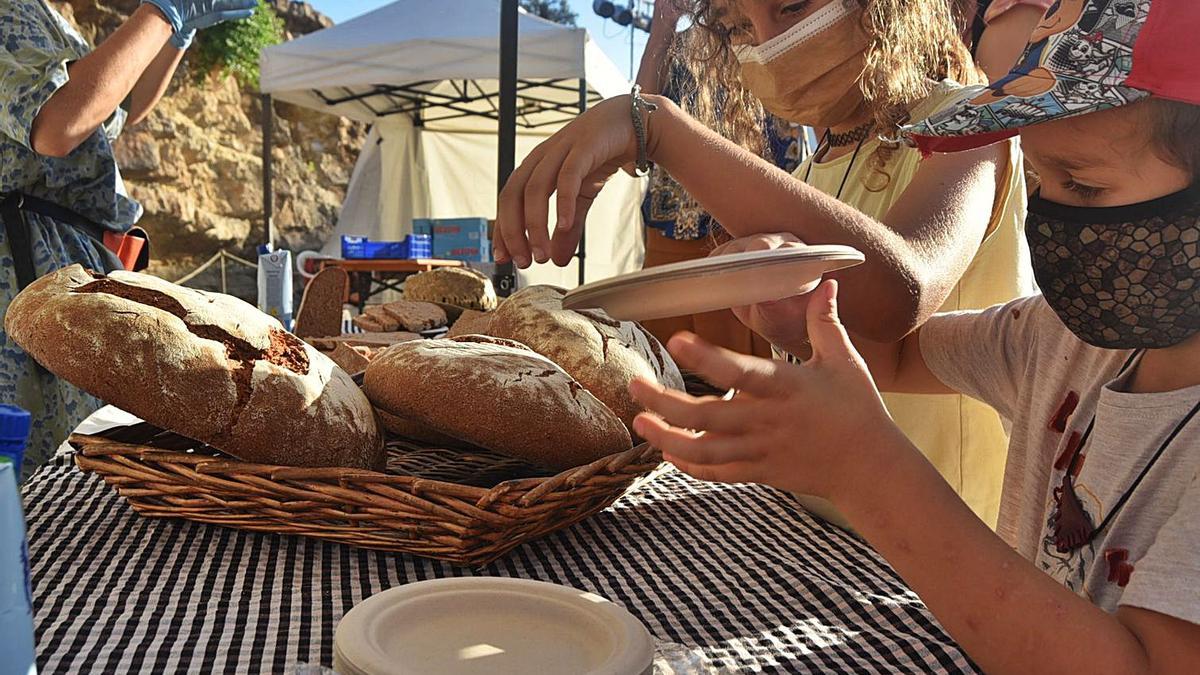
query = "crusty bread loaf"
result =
(307, 332, 421, 349)
(320, 343, 371, 375)
(356, 301, 448, 333)
(293, 267, 348, 338)
(445, 309, 493, 338)
(375, 300, 447, 332)
(403, 267, 498, 311)
(5, 265, 384, 470)
(485, 286, 684, 432)
(363, 335, 631, 470)
(352, 313, 389, 333)
(374, 407, 473, 449)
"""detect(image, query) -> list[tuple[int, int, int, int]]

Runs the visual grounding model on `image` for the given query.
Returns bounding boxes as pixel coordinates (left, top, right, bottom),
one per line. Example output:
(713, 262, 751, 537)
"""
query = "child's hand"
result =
(709, 233, 814, 355)
(629, 279, 898, 501)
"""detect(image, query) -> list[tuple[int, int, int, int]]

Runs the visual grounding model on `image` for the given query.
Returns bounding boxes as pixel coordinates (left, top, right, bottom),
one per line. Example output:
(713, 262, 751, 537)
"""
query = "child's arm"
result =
(843, 431, 1200, 674)
(851, 331, 950, 394)
(629, 280, 1200, 675)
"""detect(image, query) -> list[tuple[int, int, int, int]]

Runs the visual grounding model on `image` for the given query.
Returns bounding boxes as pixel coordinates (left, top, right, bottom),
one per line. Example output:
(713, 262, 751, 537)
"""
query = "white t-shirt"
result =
(920, 295, 1200, 623)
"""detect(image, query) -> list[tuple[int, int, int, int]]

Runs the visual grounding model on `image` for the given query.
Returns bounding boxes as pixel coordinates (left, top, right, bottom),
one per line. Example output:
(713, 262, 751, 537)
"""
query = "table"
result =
(317, 258, 464, 311)
(25, 410, 977, 674)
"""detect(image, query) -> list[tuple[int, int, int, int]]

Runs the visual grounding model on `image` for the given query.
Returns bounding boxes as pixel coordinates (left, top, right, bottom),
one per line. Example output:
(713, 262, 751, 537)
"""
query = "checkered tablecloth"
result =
(25, 455, 976, 674)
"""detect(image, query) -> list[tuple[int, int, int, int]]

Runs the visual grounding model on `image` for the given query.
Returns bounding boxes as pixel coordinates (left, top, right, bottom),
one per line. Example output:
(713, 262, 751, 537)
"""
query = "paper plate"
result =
(562, 245, 865, 321)
(333, 577, 655, 675)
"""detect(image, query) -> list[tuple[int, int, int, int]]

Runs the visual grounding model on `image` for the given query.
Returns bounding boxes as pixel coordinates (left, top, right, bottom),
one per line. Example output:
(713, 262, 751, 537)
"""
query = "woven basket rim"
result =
(69, 430, 660, 501)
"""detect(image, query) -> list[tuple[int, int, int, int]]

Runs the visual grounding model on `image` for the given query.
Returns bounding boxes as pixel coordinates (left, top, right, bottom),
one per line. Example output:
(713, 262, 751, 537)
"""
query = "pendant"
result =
(1052, 473, 1095, 552)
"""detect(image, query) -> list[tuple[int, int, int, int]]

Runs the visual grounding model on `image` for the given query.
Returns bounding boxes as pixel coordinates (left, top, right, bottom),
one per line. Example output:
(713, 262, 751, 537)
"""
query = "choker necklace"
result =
(804, 127, 870, 201)
(1051, 349, 1200, 552)
(825, 122, 873, 148)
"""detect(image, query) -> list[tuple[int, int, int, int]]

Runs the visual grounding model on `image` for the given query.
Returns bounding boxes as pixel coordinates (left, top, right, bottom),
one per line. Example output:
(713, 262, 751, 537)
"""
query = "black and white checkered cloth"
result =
(25, 459, 977, 674)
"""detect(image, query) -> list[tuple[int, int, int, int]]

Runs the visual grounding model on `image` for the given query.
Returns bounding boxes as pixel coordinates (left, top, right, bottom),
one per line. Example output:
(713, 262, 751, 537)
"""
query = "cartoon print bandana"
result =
(900, 0, 1153, 153)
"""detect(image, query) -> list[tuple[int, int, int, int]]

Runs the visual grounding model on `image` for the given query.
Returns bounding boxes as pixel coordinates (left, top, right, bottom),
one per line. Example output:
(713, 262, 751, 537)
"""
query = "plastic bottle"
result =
(0, 405, 36, 675)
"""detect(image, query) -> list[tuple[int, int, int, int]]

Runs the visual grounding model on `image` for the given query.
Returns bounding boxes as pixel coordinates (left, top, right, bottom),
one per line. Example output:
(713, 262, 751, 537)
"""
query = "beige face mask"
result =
(735, 0, 870, 128)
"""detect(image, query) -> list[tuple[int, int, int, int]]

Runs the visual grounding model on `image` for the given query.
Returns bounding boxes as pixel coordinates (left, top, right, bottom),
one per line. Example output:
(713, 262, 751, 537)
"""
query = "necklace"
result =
(803, 128, 870, 201)
(825, 122, 873, 148)
(1051, 350, 1200, 552)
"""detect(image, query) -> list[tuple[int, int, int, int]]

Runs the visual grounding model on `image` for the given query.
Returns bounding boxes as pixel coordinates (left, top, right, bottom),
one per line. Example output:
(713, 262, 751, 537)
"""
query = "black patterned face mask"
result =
(1026, 186, 1200, 349)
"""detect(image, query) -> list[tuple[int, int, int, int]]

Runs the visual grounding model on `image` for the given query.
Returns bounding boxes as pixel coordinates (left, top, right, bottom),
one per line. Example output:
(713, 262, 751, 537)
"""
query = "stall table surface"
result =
(26, 408, 976, 674)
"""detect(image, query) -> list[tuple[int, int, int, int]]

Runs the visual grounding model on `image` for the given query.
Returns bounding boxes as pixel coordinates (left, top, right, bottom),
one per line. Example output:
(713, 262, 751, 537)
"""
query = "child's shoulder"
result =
(920, 295, 1132, 416)
(1002, 295, 1135, 384)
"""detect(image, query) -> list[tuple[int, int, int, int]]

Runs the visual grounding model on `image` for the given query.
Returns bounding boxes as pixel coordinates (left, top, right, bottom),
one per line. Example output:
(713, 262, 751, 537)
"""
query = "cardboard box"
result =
(413, 218, 491, 262)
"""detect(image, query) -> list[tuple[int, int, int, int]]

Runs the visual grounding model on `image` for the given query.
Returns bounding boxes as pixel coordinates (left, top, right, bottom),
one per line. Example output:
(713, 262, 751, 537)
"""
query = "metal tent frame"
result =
(260, 1, 597, 293)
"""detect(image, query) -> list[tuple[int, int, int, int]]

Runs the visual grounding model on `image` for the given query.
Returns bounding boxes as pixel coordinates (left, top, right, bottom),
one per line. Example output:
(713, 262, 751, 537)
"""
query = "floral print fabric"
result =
(1, 0, 137, 477)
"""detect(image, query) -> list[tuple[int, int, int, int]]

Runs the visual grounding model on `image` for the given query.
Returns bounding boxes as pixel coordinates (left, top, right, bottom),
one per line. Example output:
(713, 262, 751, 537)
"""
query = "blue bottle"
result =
(0, 405, 36, 675)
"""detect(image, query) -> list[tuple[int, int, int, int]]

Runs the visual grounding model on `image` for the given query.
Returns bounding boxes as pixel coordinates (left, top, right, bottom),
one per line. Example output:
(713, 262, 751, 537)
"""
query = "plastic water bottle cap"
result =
(0, 405, 31, 444)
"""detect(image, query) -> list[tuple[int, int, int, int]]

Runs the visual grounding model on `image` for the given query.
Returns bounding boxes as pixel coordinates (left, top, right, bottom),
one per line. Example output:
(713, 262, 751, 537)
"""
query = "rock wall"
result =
(50, 1, 366, 288)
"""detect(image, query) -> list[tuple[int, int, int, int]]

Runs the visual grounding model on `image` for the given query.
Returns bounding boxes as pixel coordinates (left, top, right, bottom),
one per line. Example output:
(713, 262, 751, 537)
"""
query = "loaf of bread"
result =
(363, 335, 631, 470)
(485, 286, 684, 431)
(445, 309, 493, 338)
(374, 407, 473, 449)
(307, 332, 421, 349)
(293, 266, 348, 338)
(5, 265, 385, 470)
(352, 313, 389, 333)
(319, 343, 372, 375)
(374, 299, 446, 331)
(403, 267, 498, 311)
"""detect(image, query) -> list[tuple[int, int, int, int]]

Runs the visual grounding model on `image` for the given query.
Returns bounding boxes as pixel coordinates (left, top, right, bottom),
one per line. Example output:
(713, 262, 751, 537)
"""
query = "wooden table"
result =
(318, 258, 463, 311)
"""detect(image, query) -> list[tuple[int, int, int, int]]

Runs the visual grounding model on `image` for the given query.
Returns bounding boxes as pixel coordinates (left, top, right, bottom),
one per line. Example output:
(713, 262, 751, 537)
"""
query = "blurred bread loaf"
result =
(5, 265, 384, 470)
(485, 286, 684, 431)
(363, 335, 630, 469)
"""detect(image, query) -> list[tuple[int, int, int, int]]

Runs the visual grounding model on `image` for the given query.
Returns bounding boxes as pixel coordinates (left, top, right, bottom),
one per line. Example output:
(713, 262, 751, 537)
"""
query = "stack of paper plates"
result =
(333, 577, 655, 675)
(563, 244, 865, 321)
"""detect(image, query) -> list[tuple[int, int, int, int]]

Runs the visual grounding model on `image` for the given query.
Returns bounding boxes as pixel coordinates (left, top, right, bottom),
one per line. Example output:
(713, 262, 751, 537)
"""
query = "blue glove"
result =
(141, 0, 258, 48)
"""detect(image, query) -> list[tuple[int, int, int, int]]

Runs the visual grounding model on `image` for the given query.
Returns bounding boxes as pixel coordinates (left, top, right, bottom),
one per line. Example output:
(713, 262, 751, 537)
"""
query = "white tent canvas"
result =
(260, 0, 647, 288)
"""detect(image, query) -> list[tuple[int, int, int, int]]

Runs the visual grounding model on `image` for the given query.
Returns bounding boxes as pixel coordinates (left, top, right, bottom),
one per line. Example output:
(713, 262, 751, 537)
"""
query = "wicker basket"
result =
(69, 372, 721, 566)
(70, 425, 662, 566)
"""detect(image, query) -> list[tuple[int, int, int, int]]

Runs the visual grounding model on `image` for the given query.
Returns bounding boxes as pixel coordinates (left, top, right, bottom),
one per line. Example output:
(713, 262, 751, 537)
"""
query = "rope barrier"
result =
(173, 250, 258, 293)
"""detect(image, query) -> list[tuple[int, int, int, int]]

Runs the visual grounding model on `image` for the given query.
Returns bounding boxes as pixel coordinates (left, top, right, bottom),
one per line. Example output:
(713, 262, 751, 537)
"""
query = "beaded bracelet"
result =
(630, 84, 658, 177)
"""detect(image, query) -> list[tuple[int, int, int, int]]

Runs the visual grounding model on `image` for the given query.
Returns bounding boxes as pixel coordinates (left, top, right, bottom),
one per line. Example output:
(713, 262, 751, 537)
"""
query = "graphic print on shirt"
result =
(1040, 475, 1102, 593)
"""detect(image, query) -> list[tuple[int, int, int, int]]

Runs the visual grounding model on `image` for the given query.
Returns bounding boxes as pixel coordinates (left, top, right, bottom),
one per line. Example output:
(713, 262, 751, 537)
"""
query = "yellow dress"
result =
(790, 80, 1033, 528)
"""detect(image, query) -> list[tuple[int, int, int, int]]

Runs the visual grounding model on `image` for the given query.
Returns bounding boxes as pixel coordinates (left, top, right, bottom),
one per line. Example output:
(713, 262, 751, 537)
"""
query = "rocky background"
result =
(51, 0, 364, 295)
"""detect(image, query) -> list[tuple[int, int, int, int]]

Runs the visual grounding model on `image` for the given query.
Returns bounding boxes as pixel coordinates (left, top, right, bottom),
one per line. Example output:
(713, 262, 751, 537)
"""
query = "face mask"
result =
(1026, 186, 1200, 349)
(734, 0, 869, 128)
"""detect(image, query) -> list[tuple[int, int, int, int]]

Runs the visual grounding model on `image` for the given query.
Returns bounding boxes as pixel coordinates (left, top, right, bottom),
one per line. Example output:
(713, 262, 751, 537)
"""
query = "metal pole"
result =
(495, 0, 519, 296)
(576, 78, 588, 287)
(261, 93, 274, 247)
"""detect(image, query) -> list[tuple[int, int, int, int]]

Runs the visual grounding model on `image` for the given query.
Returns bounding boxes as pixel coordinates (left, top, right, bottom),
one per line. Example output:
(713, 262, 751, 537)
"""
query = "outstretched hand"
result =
(494, 95, 646, 268)
(629, 279, 898, 501)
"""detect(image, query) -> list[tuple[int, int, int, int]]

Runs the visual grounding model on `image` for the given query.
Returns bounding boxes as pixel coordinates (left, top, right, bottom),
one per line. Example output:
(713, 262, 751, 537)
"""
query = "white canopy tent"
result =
(259, 0, 647, 289)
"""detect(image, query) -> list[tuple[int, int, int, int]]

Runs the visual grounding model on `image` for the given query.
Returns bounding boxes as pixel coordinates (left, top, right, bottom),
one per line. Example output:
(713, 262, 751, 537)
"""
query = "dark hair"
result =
(1145, 98, 1200, 182)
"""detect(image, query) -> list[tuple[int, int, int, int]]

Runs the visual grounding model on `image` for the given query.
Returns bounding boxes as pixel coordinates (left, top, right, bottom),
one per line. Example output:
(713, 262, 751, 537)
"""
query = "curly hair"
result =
(673, 0, 984, 191)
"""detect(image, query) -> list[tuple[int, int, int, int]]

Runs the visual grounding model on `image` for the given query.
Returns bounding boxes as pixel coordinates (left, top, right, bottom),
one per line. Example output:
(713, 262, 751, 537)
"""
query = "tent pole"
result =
(496, 0, 519, 296)
(261, 93, 274, 247)
(576, 78, 587, 287)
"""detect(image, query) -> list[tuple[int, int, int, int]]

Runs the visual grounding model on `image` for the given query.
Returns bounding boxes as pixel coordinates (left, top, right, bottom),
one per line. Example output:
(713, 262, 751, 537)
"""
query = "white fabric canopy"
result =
(260, 0, 646, 288)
